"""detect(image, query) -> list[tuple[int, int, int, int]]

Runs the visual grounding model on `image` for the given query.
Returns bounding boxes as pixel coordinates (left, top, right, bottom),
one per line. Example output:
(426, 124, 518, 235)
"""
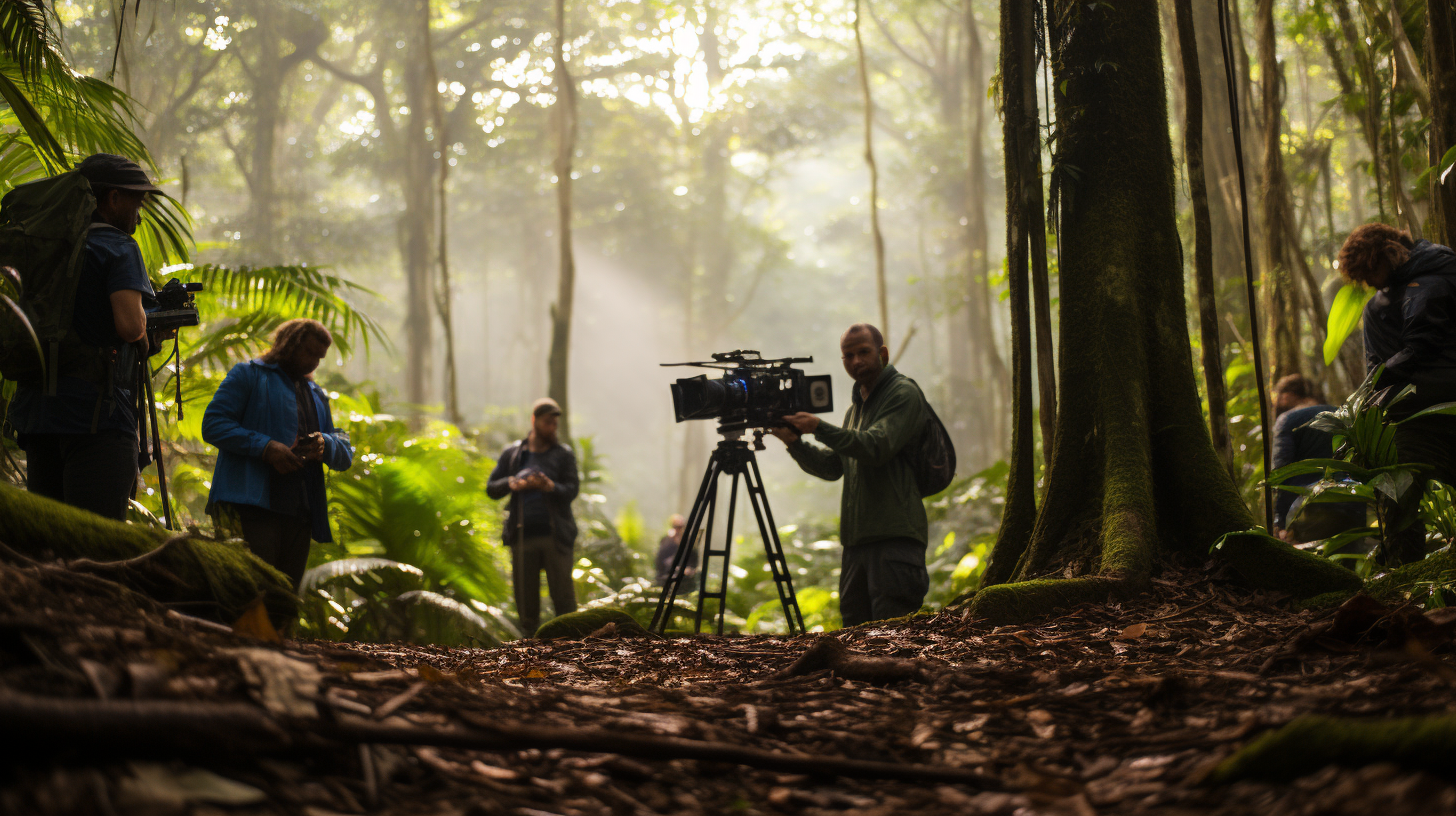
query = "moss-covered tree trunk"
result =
(968, 0, 1353, 624)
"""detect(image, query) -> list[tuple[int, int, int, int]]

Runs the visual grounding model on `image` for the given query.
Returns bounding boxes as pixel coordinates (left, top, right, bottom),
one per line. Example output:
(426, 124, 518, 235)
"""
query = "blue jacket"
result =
(202, 359, 353, 542)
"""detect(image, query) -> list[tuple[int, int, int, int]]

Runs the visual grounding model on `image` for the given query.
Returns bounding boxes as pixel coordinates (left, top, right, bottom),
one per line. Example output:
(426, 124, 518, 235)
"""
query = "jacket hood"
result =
(1391, 241, 1456, 287)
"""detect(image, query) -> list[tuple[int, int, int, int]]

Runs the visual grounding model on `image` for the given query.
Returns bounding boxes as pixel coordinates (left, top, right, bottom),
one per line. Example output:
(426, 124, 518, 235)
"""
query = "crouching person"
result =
(202, 319, 353, 589)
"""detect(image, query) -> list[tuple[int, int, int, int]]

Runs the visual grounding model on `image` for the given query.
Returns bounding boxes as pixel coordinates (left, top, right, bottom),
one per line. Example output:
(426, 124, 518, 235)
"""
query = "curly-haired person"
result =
(1337, 223, 1456, 565)
(201, 319, 354, 590)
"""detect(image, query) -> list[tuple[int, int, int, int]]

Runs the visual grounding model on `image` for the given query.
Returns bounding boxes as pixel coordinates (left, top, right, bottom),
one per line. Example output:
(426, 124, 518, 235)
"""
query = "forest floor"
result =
(4, 559, 1456, 816)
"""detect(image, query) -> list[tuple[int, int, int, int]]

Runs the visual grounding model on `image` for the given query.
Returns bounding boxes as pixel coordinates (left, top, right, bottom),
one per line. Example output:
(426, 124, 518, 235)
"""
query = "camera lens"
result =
(670, 374, 748, 422)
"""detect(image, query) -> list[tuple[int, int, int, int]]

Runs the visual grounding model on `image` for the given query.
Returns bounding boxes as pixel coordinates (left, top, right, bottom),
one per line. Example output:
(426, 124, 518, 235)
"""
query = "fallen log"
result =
(0, 690, 1000, 788)
(0, 484, 297, 625)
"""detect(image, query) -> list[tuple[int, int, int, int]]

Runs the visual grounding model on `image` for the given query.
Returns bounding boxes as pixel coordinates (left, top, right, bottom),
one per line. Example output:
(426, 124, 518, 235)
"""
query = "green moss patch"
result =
(0, 485, 297, 626)
(1208, 715, 1456, 783)
(965, 576, 1131, 626)
(534, 607, 648, 640)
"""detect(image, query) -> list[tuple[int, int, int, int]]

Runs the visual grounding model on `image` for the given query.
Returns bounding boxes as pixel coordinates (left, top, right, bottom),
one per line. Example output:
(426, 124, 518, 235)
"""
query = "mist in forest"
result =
(53, 0, 1017, 531)
(44, 0, 1441, 533)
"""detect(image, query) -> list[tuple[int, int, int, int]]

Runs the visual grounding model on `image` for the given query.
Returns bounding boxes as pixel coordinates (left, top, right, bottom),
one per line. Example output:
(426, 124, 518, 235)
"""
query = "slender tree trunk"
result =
(854, 0, 890, 343)
(546, 0, 578, 438)
(400, 0, 437, 416)
(1256, 0, 1300, 380)
(423, 3, 463, 428)
(1174, 0, 1235, 474)
(1429, 0, 1456, 244)
(984, 0, 1039, 586)
(960, 0, 993, 467)
(243, 12, 283, 259)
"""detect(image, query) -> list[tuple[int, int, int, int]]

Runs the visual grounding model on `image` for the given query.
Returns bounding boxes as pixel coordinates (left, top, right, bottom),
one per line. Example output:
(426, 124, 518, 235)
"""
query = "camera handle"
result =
(649, 433, 805, 636)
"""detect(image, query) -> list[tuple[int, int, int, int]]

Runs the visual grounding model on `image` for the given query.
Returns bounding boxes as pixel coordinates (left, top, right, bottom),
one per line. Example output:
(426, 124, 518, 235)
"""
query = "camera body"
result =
(146, 278, 204, 332)
(667, 350, 834, 431)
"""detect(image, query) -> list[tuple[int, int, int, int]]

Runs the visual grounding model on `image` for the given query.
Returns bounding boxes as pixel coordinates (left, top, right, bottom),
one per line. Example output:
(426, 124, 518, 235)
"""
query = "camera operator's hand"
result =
(293, 432, 326, 462)
(782, 413, 820, 435)
(262, 440, 305, 474)
(531, 474, 555, 492)
(769, 425, 800, 445)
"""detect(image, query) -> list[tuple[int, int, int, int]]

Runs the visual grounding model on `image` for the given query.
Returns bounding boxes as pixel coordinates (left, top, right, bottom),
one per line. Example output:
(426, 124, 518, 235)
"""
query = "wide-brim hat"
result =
(76, 153, 164, 194)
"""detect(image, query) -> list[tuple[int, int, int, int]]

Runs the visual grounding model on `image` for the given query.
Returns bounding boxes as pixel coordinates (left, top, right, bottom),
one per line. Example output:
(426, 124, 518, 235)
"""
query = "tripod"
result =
(650, 429, 806, 636)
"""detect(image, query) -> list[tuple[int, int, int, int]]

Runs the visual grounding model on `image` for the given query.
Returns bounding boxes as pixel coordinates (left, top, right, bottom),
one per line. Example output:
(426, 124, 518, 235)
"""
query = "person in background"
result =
(10, 154, 162, 520)
(771, 323, 930, 626)
(486, 398, 580, 637)
(1270, 374, 1364, 543)
(202, 319, 353, 589)
(1338, 223, 1456, 564)
(654, 514, 689, 586)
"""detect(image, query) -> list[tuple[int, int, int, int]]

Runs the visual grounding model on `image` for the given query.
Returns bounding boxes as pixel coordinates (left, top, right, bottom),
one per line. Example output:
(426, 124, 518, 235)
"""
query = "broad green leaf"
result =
(1396, 401, 1456, 424)
(1324, 283, 1373, 365)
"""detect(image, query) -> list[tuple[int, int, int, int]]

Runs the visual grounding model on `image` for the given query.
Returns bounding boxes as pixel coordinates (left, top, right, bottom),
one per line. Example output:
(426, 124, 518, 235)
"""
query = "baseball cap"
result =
(532, 397, 562, 418)
(76, 153, 163, 193)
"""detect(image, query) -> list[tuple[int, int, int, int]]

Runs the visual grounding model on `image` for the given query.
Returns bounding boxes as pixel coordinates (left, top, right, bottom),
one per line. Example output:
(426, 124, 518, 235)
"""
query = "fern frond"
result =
(300, 557, 424, 592)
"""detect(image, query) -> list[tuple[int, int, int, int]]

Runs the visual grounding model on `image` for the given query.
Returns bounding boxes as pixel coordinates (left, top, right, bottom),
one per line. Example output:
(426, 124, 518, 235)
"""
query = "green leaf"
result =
(1318, 528, 1380, 557)
(1370, 469, 1416, 501)
(1395, 401, 1456, 424)
(1323, 283, 1373, 365)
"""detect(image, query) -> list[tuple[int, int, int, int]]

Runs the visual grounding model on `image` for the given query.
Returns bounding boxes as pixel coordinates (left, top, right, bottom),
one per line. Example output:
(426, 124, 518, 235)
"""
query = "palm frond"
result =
(189, 263, 388, 353)
(300, 557, 424, 592)
(396, 590, 503, 643)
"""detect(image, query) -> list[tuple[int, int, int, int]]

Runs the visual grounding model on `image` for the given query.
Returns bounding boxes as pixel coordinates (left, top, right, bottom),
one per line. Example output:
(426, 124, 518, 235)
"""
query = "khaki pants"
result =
(513, 534, 577, 637)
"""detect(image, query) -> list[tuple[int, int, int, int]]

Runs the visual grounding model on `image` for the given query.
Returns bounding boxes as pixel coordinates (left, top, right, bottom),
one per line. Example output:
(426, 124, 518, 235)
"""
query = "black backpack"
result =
(0, 171, 106, 391)
(903, 377, 956, 497)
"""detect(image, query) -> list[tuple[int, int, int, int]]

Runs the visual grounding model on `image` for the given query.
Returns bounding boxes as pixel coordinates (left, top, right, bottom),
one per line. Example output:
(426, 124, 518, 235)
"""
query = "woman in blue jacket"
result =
(202, 319, 352, 588)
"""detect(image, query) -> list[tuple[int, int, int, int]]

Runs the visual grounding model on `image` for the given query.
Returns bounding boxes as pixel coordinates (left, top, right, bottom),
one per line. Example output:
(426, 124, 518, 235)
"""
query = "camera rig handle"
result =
(660, 349, 814, 370)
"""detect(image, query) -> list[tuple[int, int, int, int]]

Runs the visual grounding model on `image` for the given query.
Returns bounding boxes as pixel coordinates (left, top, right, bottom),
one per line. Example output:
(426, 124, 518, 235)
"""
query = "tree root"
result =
(535, 607, 655, 640)
(964, 575, 1134, 626)
(1205, 714, 1456, 783)
(1213, 532, 1363, 599)
(1366, 548, 1456, 605)
(0, 690, 1000, 788)
(767, 636, 931, 684)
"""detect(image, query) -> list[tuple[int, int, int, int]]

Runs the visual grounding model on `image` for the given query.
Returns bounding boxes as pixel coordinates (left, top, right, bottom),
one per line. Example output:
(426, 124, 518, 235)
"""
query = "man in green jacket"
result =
(772, 323, 929, 626)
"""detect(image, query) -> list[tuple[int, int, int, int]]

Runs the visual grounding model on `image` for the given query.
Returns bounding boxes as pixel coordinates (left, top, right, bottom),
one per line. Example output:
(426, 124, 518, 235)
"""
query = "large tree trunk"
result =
(1430, 0, 1456, 244)
(1173, 0, 1235, 474)
(546, 0, 579, 438)
(968, 0, 1353, 624)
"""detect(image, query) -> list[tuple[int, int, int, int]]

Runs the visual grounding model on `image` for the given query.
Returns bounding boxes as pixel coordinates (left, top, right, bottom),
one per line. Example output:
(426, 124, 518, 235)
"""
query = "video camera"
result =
(664, 350, 834, 432)
(146, 278, 204, 332)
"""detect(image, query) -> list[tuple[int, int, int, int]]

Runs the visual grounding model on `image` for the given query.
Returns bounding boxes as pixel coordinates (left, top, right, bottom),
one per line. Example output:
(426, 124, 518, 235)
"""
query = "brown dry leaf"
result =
(231, 598, 281, 643)
(1116, 623, 1148, 641)
(417, 663, 447, 683)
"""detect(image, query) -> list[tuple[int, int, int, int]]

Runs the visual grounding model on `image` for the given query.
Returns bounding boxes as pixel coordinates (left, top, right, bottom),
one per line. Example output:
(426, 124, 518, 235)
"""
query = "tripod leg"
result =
(745, 453, 805, 634)
(700, 468, 742, 636)
(142, 374, 174, 531)
(693, 464, 730, 634)
(650, 457, 720, 633)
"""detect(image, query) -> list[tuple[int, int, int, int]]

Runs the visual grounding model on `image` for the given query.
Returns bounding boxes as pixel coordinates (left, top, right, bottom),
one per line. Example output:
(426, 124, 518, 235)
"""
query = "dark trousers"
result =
(21, 431, 138, 521)
(513, 534, 577, 637)
(1386, 416, 1456, 565)
(216, 502, 313, 590)
(839, 537, 929, 627)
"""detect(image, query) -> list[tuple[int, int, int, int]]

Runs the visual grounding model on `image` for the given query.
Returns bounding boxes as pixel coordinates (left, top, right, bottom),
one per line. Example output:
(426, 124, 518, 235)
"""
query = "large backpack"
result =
(903, 377, 957, 497)
(0, 171, 105, 391)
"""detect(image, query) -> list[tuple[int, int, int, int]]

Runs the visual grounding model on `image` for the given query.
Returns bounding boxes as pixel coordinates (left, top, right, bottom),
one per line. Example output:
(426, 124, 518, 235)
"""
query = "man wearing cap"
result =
(9, 153, 164, 520)
(486, 398, 581, 637)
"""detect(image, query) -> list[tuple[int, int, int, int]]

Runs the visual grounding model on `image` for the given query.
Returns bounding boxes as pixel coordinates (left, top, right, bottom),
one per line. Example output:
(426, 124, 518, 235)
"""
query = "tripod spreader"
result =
(649, 432, 806, 636)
